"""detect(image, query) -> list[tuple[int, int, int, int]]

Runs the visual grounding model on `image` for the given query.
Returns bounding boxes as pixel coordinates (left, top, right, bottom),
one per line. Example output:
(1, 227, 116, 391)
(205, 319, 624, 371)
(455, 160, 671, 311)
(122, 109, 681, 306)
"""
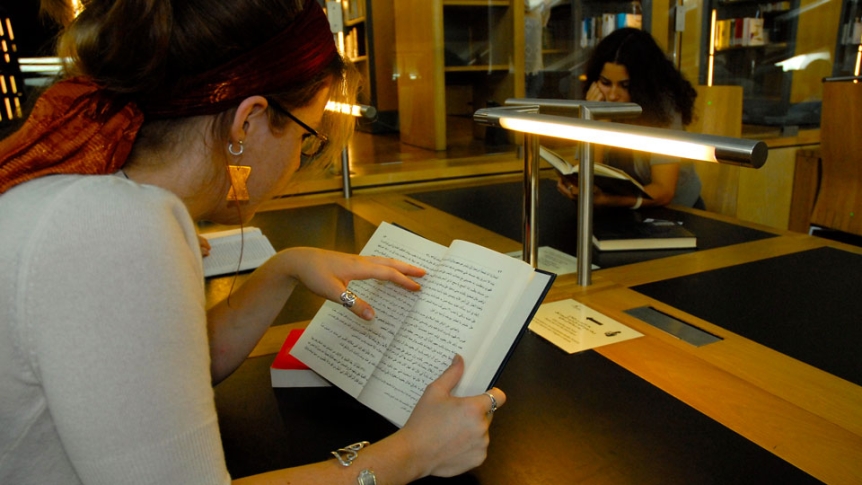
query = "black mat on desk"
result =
(204, 204, 377, 325)
(408, 179, 776, 268)
(633, 247, 862, 387)
(216, 333, 818, 483)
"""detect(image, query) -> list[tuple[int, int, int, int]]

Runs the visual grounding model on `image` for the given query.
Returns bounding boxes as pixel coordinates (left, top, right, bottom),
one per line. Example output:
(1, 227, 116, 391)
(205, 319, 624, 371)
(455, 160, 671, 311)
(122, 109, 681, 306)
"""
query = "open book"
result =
(200, 227, 276, 277)
(290, 222, 555, 427)
(540, 146, 652, 199)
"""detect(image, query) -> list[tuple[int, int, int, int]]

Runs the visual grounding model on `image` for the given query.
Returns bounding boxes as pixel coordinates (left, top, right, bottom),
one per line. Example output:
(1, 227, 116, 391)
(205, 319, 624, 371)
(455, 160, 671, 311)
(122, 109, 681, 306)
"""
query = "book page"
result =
(540, 146, 576, 176)
(290, 223, 448, 398)
(201, 227, 276, 277)
(358, 238, 537, 426)
(466, 269, 552, 392)
(541, 146, 651, 198)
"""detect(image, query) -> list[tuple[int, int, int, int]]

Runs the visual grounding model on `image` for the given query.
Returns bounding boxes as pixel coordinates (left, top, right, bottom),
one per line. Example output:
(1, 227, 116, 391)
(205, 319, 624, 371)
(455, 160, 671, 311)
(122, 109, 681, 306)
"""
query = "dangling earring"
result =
(227, 140, 251, 202)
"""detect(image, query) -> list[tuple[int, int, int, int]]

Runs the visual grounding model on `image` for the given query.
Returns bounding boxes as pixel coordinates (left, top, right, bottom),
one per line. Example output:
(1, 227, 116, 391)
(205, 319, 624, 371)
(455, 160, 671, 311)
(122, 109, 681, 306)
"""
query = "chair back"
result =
(810, 79, 862, 236)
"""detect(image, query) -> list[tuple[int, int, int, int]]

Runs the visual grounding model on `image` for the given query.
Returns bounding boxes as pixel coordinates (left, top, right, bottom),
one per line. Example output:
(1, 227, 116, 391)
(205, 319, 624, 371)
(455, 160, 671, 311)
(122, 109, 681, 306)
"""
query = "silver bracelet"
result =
(357, 468, 377, 485)
(630, 194, 643, 210)
(331, 441, 370, 467)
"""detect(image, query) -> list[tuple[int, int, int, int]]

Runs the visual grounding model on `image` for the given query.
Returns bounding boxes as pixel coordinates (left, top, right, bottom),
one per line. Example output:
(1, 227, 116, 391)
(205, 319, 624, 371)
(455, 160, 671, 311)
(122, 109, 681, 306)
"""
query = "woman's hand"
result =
(557, 177, 617, 206)
(279, 247, 426, 321)
(198, 234, 211, 257)
(556, 177, 580, 200)
(399, 354, 506, 478)
(585, 81, 605, 102)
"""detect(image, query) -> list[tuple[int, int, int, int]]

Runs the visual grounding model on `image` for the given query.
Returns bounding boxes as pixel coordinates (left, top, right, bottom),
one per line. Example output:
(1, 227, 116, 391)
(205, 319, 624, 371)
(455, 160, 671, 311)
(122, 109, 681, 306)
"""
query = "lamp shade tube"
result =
(474, 109, 767, 168)
(326, 101, 377, 119)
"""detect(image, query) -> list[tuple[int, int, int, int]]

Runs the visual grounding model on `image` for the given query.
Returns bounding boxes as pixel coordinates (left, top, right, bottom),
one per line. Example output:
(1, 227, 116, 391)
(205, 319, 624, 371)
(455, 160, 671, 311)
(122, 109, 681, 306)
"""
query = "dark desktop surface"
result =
(407, 178, 777, 269)
(633, 246, 862, 387)
(408, 179, 860, 388)
(216, 333, 819, 484)
(208, 198, 820, 483)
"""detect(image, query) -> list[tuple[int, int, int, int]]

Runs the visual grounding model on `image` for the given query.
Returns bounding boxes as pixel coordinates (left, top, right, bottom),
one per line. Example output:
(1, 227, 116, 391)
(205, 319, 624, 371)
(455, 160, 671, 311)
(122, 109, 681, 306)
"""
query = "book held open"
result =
(290, 222, 554, 427)
(540, 146, 652, 199)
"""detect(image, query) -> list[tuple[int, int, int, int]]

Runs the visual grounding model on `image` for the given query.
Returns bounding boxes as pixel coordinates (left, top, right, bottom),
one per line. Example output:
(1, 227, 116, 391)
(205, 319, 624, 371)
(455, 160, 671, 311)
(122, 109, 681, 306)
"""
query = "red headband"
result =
(143, 0, 337, 118)
(0, 0, 337, 194)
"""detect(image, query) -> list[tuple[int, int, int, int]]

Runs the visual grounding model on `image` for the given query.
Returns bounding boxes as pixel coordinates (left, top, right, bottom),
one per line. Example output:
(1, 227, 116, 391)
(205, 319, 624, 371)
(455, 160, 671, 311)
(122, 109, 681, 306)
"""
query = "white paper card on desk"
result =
(290, 221, 555, 427)
(271, 329, 332, 388)
(200, 227, 276, 277)
(529, 299, 643, 354)
(506, 246, 599, 275)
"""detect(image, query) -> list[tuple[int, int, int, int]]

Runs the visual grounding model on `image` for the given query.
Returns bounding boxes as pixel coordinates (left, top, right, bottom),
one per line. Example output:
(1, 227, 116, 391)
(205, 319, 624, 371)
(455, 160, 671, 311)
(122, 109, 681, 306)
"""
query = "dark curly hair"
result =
(583, 28, 696, 127)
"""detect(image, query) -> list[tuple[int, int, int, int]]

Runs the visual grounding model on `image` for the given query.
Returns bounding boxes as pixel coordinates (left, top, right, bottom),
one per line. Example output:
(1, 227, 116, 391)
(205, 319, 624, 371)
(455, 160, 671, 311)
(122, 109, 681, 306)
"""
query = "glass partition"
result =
(3, 0, 853, 191)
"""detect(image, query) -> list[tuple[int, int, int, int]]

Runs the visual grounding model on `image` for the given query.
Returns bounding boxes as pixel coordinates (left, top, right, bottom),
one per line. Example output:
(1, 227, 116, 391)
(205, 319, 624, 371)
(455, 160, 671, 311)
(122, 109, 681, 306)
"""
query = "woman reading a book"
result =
(0, 1, 505, 484)
(556, 28, 704, 210)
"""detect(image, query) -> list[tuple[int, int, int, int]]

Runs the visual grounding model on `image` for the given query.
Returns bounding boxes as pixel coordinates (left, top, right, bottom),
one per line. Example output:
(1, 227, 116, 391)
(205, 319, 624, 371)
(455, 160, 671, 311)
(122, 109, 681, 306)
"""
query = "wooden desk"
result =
(212, 180, 862, 484)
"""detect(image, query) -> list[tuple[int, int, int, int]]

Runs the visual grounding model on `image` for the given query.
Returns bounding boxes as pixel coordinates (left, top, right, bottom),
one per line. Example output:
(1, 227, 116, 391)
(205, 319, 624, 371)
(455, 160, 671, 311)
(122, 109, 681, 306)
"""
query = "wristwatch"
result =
(357, 468, 376, 485)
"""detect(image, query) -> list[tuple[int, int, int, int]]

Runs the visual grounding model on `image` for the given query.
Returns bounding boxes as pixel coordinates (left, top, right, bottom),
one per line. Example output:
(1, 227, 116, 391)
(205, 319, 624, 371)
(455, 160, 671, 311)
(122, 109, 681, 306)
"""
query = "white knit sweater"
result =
(0, 174, 231, 484)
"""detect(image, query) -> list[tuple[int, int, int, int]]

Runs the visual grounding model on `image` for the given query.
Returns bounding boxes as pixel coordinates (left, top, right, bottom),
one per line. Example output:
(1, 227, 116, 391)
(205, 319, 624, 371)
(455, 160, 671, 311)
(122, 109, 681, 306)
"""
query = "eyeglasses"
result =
(264, 97, 329, 162)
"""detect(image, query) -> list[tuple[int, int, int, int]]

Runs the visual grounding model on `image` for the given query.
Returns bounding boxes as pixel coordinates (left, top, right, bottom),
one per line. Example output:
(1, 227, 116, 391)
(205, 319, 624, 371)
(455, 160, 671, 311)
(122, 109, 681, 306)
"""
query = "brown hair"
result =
(584, 28, 696, 127)
(49, 0, 358, 168)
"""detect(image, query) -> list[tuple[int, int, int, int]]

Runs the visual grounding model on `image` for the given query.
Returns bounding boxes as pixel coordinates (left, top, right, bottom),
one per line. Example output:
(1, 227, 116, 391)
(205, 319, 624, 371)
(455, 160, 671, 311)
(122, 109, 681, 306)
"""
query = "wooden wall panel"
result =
(689, 85, 743, 217)
(393, 0, 446, 150)
(811, 81, 862, 236)
(789, 0, 842, 104)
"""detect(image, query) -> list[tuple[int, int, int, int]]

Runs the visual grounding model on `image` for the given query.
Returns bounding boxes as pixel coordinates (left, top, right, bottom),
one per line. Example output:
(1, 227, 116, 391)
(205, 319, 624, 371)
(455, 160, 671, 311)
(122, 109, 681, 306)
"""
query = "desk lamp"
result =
(474, 99, 767, 286)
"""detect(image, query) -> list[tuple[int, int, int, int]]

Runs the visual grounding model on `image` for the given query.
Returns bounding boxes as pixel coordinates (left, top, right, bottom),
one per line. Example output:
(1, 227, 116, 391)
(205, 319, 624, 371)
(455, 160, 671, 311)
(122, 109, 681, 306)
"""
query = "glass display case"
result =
(698, 0, 827, 130)
(393, 0, 520, 151)
(527, 0, 652, 100)
(833, 0, 862, 77)
(338, 0, 399, 133)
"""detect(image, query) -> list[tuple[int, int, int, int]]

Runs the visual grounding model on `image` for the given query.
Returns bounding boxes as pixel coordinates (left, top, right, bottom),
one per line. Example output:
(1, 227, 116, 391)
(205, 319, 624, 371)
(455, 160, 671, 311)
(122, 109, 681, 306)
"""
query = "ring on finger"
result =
(484, 392, 497, 416)
(340, 290, 357, 308)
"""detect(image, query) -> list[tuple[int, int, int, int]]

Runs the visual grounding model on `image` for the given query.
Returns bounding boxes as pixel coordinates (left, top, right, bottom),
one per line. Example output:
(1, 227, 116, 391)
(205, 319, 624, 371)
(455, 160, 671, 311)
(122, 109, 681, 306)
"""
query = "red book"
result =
(270, 329, 331, 387)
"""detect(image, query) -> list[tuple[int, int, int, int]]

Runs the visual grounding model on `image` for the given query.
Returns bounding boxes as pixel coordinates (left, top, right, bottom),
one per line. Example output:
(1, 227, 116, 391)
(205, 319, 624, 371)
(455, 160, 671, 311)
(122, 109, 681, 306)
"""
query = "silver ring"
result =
(484, 392, 497, 416)
(340, 290, 357, 309)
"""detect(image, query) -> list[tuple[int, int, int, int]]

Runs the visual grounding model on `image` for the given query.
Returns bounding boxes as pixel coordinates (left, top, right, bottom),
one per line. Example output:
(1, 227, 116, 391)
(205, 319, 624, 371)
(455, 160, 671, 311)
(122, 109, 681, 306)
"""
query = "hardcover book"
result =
(271, 329, 331, 388)
(290, 222, 555, 427)
(540, 146, 652, 200)
(592, 216, 697, 251)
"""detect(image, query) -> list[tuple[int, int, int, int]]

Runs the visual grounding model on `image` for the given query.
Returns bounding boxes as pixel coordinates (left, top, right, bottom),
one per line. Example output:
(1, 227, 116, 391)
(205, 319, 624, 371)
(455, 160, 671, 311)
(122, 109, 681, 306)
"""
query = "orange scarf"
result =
(0, 78, 142, 194)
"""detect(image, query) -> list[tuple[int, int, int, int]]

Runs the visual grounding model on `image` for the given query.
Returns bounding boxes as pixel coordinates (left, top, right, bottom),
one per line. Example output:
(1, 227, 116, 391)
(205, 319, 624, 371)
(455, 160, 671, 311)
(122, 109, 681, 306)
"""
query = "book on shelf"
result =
(540, 146, 652, 200)
(592, 215, 697, 251)
(271, 329, 332, 388)
(290, 222, 555, 427)
(200, 226, 276, 278)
